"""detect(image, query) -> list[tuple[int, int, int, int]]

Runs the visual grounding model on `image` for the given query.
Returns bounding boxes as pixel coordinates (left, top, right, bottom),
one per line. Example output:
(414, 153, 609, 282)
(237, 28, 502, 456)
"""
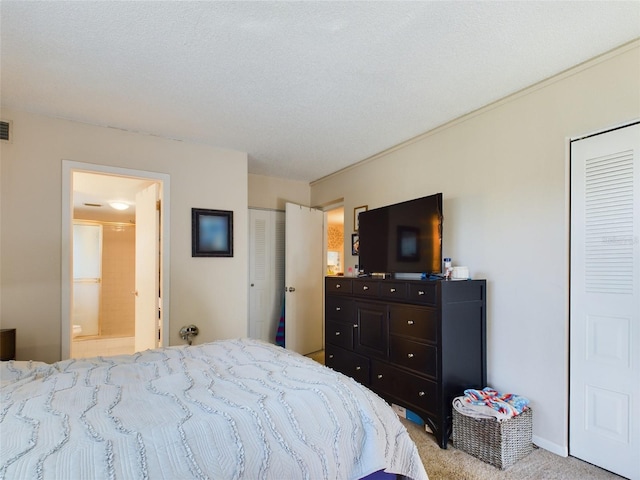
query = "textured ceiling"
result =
(73, 172, 154, 217)
(1, 1, 639, 182)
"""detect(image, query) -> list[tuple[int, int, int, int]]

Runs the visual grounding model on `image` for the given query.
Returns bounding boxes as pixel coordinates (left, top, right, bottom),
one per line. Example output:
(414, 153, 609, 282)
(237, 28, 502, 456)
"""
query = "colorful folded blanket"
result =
(462, 387, 530, 419)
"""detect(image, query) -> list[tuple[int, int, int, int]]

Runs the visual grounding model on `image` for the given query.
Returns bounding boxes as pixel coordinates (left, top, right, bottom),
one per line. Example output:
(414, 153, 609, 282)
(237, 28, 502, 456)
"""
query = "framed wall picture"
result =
(192, 208, 233, 257)
(351, 233, 360, 256)
(354, 205, 368, 231)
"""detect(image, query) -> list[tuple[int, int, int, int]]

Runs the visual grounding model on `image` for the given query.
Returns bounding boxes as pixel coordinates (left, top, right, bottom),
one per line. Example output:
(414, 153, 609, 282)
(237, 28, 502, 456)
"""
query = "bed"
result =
(0, 338, 428, 480)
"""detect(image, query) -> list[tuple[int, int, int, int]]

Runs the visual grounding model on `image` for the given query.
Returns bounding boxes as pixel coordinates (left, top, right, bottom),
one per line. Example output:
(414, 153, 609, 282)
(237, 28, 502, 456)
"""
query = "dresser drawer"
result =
(371, 361, 438, 416)
(389, 305, 437, 342)
(379, 282, 407, 300)
(325, 277, 353, 294)
(390, 336, 437, 379)
(353, 279, 380, 297)
(325, 345, 370, 385)
(325, 296, 355, 322)
(326, 320, 354, 349)
(408, 283, 437, 305)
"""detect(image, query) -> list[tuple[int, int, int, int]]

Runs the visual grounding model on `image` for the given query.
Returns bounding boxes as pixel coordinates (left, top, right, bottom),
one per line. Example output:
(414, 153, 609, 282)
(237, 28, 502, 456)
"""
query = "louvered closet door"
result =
(248, 209, 285, 343)
(570, 123, 639, 480)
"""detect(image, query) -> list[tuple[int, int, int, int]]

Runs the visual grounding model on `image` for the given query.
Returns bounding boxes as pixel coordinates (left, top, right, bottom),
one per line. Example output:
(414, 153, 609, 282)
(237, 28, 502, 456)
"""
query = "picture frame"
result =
(354, 205, 368, 231)
(192, 208, 233, 257)
(351, 233, 360, 256)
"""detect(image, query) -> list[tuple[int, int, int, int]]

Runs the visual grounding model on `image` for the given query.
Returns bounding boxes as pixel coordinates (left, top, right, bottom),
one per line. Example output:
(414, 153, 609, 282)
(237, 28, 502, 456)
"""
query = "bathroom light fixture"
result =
(109, 202, 129, 211)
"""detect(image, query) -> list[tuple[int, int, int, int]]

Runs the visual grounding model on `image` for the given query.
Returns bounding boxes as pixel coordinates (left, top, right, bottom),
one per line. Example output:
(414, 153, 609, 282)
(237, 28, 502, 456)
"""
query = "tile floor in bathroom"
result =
(71, 336, 135, 358)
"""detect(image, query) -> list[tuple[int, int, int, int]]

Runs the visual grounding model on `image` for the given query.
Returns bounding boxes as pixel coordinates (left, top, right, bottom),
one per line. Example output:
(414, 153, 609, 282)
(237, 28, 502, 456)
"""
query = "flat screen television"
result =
(358, 193, 443, 275)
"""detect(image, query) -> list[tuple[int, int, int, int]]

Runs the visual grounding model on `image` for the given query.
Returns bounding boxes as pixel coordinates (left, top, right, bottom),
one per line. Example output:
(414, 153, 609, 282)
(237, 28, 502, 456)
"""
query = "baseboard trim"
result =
(532, 435, 568, 457)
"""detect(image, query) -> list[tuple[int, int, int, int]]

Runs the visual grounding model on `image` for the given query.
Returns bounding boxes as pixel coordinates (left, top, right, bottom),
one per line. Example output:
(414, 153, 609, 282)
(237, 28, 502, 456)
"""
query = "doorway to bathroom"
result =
(61, 161, 170, 359)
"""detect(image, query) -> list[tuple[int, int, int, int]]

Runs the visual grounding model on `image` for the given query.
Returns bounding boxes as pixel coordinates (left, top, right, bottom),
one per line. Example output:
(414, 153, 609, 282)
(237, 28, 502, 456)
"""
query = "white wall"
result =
(0, 109, 249, 362)
(311, 41, 640, 455)
(248, 173, 310, 210)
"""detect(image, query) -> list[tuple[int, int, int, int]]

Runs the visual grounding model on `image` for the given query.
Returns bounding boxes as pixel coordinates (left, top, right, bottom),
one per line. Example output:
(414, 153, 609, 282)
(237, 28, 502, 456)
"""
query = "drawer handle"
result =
(336, 307, 341, 311)
(363, 285, 369, 291)
(335, 332, 341, 336)
(418, 391, 425, 397)
(407, 353, 414, 358)
(418, 290, 425, 296)
(390, 288, 396, 293)
(336, 284, 341, 289)
(407, 320, 414, 325)
(329, 354, 334, 359)
(353, 324, 359, 329)
(377, 374, 383, 379)
(355, 366, 361, 371)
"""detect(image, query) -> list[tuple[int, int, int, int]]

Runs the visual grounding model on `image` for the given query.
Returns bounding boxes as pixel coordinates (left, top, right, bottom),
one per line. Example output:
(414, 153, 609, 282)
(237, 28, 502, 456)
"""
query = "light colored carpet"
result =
(400, 418, 624, 480)
(306, 351, 623, 479)
(306, 350, 325, 364)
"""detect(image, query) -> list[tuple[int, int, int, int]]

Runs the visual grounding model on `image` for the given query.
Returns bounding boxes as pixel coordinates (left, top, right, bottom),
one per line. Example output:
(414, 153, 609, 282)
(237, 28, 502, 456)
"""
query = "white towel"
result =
(453, 396, 514, 422)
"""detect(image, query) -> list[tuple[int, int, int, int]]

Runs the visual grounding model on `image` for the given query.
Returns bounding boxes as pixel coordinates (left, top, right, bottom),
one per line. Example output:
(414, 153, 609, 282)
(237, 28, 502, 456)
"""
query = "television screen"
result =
(358, 193, 442, 275)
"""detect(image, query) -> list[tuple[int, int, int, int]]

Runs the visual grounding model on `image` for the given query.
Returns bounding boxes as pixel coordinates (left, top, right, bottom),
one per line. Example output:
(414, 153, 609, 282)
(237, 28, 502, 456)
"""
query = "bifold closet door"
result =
(570, 122, 639, 480)
(248, 209, 285, 344)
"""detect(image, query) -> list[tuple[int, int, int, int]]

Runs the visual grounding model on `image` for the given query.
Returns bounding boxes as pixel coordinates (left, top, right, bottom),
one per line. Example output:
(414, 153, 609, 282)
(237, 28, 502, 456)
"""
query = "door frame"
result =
(61, 160, 171, 359)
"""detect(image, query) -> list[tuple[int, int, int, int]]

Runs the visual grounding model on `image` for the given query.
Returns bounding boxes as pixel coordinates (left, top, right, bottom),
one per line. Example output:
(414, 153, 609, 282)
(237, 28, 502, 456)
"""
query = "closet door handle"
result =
(407, 353, 414, 358)
(335, 331, 341, 336)
(336, 307, 341, 311)
(407, 320, 414, 325)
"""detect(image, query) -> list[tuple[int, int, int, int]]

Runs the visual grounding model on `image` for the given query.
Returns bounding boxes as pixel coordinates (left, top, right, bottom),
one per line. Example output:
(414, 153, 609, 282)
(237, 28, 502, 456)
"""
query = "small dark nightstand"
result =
(0, 328, 16, 361)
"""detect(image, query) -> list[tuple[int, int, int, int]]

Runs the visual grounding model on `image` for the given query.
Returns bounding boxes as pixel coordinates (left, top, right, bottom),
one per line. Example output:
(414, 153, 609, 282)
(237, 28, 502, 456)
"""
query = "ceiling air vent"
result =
(0, 120, 11, 143)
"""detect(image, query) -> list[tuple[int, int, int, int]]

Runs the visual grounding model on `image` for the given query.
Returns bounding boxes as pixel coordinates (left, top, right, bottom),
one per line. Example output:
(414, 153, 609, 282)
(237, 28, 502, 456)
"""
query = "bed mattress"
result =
(0, 338, 428, 480)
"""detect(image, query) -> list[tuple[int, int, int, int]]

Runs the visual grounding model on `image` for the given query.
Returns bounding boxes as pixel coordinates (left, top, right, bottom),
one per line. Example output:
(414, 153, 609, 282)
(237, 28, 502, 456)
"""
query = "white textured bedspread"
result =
(1, 338, 428, 480)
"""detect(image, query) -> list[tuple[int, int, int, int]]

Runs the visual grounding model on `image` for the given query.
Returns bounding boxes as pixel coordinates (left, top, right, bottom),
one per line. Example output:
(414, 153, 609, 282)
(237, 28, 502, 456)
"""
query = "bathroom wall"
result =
(100, 223, 135, 337)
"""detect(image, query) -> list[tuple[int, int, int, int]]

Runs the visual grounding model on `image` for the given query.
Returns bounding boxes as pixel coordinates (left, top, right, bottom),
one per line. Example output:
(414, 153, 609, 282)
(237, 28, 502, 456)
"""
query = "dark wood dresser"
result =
(324, 276, 487, 449)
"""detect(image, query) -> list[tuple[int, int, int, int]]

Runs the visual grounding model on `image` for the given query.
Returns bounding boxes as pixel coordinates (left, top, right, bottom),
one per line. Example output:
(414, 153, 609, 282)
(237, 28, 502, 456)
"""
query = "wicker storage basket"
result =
(452, 406, 533, 469)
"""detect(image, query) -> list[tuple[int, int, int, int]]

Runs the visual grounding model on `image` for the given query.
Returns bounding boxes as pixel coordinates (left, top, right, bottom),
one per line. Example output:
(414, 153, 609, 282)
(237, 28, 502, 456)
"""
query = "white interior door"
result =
(248, 209, 285, 343)
(570, 123, 640, 480)
(285, 202, 324, 355)
(135, 183, 160, 352)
